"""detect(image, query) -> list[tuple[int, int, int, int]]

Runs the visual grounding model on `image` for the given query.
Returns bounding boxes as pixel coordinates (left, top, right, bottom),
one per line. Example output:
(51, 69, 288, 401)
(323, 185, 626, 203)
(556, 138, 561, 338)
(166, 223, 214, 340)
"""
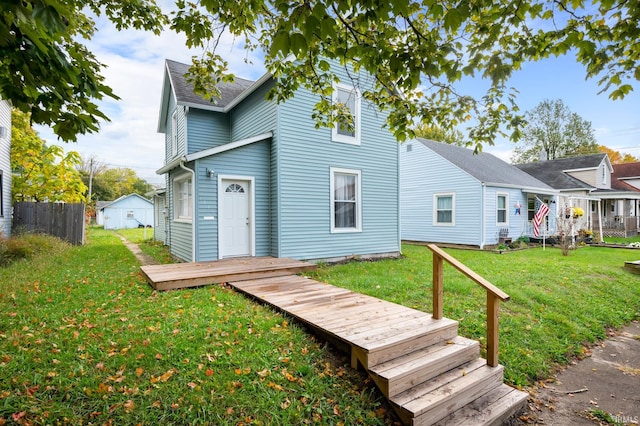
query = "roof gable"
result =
(515, 154, 611, 190)
(157, 59, 258, 133)
(415, 138, 554, 191)
(100, 193, 152, 210)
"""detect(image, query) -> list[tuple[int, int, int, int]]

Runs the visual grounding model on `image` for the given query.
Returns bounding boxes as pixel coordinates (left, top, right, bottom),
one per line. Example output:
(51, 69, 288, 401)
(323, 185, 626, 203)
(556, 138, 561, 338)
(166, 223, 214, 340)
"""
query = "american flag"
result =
(533, 197, 550, 237)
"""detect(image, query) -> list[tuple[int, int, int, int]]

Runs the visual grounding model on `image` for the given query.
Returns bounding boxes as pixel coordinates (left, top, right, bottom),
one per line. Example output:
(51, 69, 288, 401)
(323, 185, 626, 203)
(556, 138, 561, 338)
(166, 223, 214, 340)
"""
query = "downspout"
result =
(179, 160, 196, 262)
(480, 183, 486, 249)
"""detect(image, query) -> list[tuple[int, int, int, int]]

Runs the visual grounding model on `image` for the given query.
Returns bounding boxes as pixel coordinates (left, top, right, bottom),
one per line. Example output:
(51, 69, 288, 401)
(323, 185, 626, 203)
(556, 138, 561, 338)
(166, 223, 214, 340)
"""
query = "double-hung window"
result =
(330, 168, 361, 232)
(332, 84, 361, 145)
(497, 193, 508, 225)
(174, 176, 192, 221)
(434, 193, 455, 226)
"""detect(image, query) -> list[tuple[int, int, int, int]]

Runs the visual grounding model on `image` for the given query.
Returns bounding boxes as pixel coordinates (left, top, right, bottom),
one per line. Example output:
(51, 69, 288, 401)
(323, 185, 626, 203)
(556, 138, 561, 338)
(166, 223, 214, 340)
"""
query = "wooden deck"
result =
(140, 256, 316, 291)
(230, 275, 528, 426)
(140, 256, 527, 425)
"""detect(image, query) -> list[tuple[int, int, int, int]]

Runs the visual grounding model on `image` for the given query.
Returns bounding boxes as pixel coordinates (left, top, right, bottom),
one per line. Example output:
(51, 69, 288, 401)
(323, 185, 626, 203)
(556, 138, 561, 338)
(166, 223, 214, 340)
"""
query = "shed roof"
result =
(99, 194, 152, 210)
(415, 138, 554, 191)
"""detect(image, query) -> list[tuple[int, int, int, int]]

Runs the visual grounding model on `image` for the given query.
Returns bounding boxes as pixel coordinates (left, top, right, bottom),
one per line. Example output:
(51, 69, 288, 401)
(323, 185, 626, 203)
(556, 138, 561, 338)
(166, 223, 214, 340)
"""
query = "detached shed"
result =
(100, 194, 154, 230)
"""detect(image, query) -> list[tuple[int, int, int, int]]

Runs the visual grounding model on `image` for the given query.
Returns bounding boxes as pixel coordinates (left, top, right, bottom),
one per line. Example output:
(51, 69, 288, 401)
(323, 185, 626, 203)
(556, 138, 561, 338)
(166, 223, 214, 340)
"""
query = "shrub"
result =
(0, 233, 67, 267)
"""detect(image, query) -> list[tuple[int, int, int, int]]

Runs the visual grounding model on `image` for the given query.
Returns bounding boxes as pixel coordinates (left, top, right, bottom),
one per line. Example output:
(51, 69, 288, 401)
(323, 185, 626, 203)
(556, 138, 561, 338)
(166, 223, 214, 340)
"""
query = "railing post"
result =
(486, 292, 500, 367)
(432, 252, 443, 320)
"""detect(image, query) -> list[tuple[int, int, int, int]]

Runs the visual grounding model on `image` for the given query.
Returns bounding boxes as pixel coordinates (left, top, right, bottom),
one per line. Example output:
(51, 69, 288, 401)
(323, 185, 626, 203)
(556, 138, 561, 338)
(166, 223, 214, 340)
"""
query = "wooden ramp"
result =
(230, 275, 528, 426)
(140, 257, 316, 291)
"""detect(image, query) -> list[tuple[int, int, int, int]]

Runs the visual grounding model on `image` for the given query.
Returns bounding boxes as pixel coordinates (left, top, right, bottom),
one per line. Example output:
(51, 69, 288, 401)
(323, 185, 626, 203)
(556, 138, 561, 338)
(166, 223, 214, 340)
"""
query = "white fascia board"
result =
(482, 181, 559, 196)
(222, 72, 272, 112)
(186, 131, 273, 162)
(156, 156, 186, 175)
(177, 100, 225, 113)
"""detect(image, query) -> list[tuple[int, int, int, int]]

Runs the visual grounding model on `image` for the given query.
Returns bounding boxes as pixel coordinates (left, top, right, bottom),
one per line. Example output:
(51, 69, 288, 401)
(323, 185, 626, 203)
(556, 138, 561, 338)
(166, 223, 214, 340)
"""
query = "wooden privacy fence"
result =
(13, 202, 85, 245)
(427, 244, 510, 367)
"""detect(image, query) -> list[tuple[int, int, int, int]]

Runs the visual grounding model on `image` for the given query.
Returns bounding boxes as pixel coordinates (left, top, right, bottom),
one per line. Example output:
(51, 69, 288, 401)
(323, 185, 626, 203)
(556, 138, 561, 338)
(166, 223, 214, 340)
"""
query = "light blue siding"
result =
(0, 99, 11, 237)
(400, 141, 483, 245)
(167, 169, 193, 261)
(194, 140, 271, 261)
(482, 187, 529, 244)
(187, 109, 229, 154)
(102, 195, 154, 230)
(230, 81, 277, 141)
(275, 71, 400, 260)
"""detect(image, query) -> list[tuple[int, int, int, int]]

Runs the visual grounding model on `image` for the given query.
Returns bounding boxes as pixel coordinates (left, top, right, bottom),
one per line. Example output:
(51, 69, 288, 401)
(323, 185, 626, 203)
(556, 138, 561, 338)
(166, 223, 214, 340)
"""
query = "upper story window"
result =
(174, 176, 192, 222)
(434, 193, 455, 226)
(330, 167, 362, 233)
(332, 84, 361, 145)
(601, 164, 607, 185)
(171, 110, 178, 157)
(497, 193, 508, 225)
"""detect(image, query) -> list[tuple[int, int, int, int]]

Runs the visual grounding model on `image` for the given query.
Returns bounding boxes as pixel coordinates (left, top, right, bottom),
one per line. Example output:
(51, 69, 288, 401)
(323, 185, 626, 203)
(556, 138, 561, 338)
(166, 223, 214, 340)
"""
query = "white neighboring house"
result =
(99, 194, 154, 230)
(0, 98, 11, 238)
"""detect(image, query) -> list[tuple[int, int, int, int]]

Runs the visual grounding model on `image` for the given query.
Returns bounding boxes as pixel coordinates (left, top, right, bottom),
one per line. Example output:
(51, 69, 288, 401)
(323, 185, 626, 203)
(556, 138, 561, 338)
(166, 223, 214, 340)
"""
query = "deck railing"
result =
(427, 244, 510, 367)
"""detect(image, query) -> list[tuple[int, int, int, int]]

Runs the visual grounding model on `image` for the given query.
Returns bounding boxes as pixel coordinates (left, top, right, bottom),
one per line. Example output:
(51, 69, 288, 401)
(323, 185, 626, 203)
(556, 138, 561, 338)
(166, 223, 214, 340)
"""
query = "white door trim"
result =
(217, 175, 255, 259)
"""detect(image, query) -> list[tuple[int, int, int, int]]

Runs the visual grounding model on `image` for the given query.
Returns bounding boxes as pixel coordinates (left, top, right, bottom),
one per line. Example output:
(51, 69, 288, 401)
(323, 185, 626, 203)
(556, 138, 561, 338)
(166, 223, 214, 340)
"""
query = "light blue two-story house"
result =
(155, 60, 400, 262)
(400, 138, 556, 247)
(0, 98, 11, 238)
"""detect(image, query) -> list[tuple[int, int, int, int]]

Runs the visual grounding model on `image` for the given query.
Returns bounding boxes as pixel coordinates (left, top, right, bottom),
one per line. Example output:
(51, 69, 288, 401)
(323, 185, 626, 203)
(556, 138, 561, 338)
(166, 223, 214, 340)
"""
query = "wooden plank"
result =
(432, 252, 443, 319)
(486, 292, 500, 367)
(427, 244, 509, 301)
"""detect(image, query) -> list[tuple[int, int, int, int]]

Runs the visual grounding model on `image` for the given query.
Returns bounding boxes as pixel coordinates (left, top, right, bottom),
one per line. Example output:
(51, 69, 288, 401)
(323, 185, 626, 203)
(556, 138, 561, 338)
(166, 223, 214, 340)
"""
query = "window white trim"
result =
(330, 167, 362, 233)
(173, 174, 192, 223)
(217, 175, 256, 259)
(433, 193, 455, 226)
(331, 83, 361, 145)
(496, 193, 509, 225)
(171, 110, 178, 157)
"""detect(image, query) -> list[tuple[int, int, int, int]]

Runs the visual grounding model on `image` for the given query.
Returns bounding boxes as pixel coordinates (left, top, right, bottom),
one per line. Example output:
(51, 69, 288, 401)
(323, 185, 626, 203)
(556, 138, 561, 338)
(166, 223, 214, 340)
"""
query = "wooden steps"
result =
(229, 275, 528, 425)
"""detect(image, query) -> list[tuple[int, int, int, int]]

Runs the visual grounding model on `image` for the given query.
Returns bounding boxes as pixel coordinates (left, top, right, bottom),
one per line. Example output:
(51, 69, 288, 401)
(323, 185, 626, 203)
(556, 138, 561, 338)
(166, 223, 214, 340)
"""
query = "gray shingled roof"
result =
(166, 59, 255, 109)
(515, 154, 607, 190)
(416, 138, 554, 190)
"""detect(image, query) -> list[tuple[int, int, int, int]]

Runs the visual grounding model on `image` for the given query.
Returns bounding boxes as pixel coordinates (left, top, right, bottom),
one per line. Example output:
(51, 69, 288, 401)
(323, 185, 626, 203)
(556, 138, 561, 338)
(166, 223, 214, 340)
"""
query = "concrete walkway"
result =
(517, 321, 640, 425)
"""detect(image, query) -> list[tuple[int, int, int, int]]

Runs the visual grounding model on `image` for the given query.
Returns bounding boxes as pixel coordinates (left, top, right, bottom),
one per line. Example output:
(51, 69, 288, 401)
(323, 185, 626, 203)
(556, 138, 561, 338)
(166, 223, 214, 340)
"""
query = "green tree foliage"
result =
(11, 109, 87, 202)
(511, 99, 598, 164)
(85, 166, 152, 202)
(413, 123, 467, 146)
(598, 145, 639, 164)
(171, 0, 640, 150)
(0, 0, 166, 141)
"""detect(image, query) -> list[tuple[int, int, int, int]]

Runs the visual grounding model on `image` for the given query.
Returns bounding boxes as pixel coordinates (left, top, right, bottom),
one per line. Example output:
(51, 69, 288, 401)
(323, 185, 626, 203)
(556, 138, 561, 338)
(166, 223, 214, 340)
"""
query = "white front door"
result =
(220, 179, 251, 258)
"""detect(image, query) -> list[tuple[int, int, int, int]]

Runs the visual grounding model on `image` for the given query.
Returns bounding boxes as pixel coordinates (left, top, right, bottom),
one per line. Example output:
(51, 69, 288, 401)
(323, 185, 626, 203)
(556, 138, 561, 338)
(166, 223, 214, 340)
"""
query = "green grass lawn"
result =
(0, 229, 393, 425)
(309, 244, 640, 386)
(115, 227, 155, 243)
(2, 231, 639, 424)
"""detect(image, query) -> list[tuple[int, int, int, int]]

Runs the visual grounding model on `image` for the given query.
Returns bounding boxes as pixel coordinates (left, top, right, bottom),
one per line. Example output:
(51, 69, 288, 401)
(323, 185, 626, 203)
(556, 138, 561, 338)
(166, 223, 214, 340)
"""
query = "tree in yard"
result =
(510, 99, 598, 164)
(413, 123, 467, 146)
(11, 109, 87, 203)
(598, 145, 639, 164)
(0, 0, 166, 141)
(171, 0, 640, 151)
(89, 167, 152, 202)
(3, 1, 640, 148)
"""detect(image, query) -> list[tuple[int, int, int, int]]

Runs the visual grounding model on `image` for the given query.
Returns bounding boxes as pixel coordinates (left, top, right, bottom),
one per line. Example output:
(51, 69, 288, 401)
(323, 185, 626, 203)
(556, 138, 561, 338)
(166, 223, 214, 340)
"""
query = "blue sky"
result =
(35, 16, 640, 187)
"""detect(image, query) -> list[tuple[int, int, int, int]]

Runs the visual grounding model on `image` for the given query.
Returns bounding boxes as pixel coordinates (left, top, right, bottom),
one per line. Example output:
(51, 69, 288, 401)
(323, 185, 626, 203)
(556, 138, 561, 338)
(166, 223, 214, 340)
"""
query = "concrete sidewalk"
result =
(516, 321, 640, 425)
